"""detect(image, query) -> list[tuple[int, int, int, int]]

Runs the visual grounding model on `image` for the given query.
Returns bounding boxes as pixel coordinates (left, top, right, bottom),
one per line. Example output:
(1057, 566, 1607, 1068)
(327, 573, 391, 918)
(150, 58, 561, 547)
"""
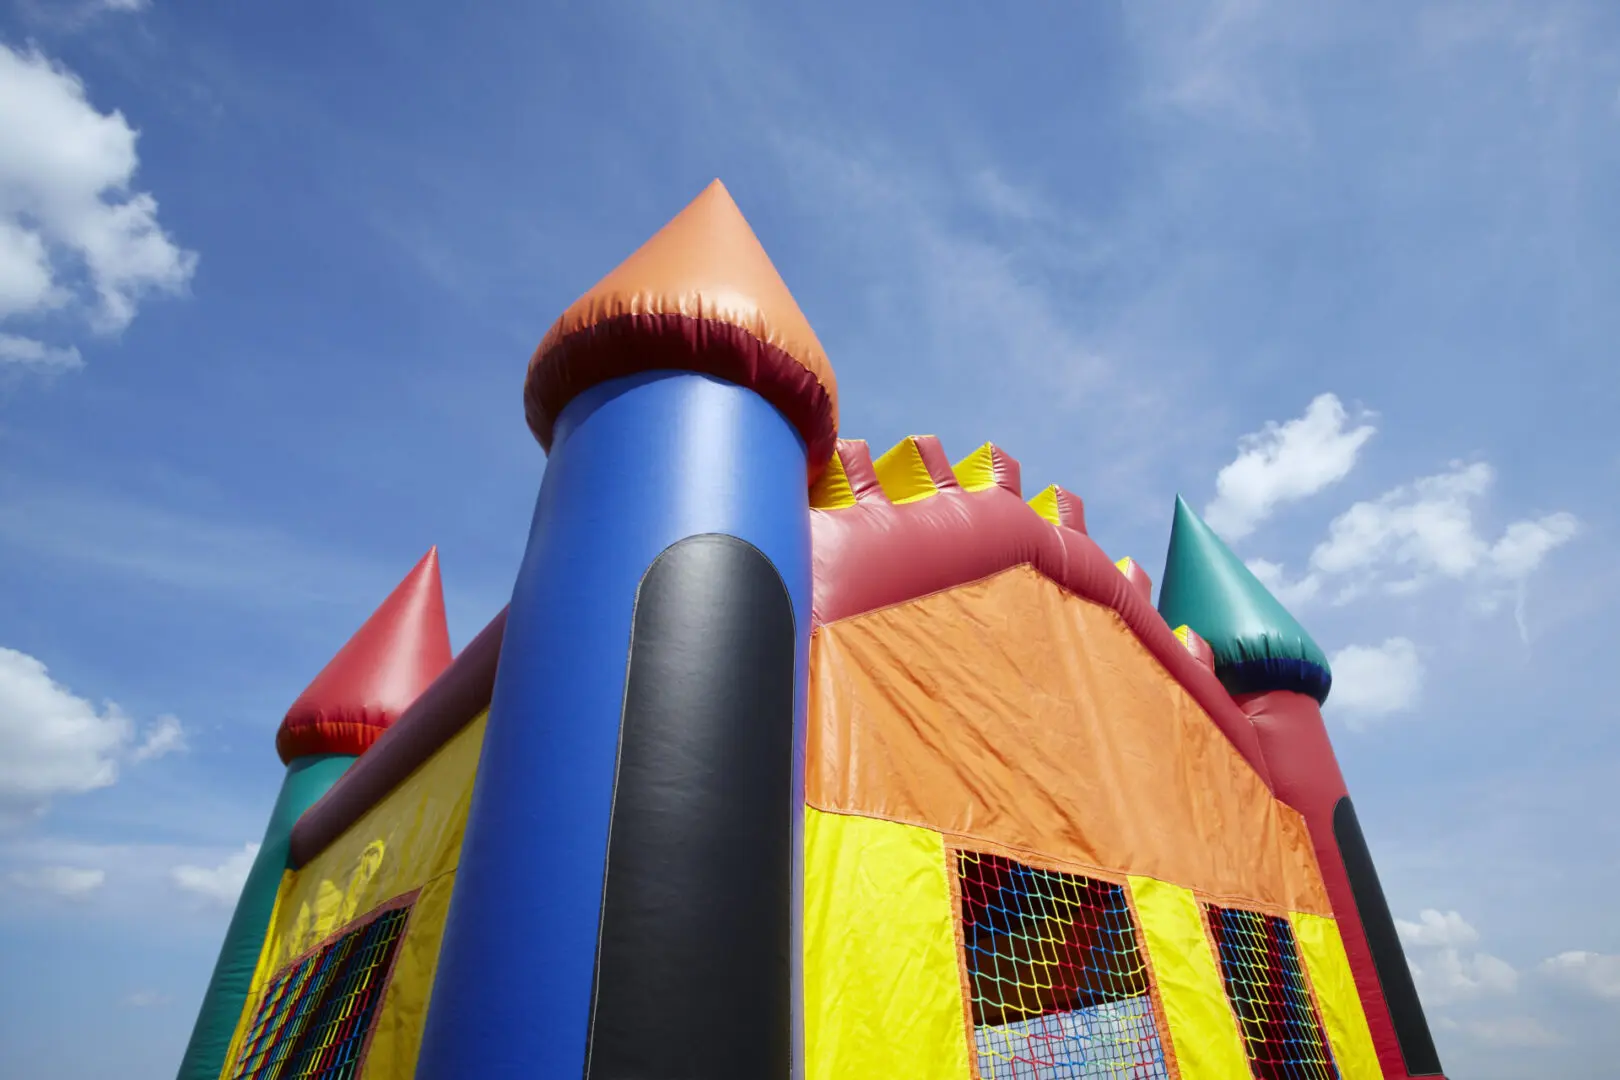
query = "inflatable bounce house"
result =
(175, 181, 1446, 1080)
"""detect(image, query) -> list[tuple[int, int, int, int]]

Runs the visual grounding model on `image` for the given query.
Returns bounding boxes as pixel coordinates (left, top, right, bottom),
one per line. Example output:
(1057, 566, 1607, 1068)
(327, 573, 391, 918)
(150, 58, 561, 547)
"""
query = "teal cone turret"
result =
(175, 549, 451, 1080)
(1158, 495, 1332, 703)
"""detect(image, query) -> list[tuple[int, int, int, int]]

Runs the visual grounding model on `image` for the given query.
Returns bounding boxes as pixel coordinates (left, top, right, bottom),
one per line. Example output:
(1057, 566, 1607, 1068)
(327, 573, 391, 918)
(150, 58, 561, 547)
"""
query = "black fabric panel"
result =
(1334, 796, 1445, 1077)
(585, 534, 796, 1080)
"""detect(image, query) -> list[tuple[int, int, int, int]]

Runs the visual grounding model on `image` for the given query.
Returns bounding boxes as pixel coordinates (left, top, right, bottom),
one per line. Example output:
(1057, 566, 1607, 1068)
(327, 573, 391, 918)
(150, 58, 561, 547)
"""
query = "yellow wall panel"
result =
(223, 712, 487, 1080)
(804, 808, 973, 1080)
(1292, 912, 1383, 1080)
(1129, 876, 1250, 1080)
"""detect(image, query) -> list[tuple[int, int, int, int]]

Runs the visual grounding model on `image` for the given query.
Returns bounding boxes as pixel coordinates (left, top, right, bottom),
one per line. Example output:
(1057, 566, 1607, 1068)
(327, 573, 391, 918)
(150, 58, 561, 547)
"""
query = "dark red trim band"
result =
(525, 314, 838, 478)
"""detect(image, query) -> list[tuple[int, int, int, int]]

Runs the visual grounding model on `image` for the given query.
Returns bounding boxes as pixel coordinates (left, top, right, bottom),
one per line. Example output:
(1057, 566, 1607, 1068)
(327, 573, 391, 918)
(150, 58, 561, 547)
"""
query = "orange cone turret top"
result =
(276, 547, 454, 763)
(524, 179, 840, 478)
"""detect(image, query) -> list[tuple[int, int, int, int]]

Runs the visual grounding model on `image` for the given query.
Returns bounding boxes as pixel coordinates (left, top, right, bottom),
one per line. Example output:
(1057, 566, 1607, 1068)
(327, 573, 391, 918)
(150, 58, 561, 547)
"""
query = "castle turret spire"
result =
(276, 546, 453, 762)
(1158, 495, 1332, 703)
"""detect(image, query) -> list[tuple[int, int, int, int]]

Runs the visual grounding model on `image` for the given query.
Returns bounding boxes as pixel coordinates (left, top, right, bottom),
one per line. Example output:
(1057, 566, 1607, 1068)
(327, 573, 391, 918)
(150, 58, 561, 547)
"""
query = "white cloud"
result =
(1541, 951, 1620, 1000)
(172, 842, 258, 907)
(0, 646, 185, 821)
(0, 332, 83, 369)
(0, 44, 195, 361)
(1328, 638, 1424, 722)
(1398, 907, 1519, 1008)
(8, 863, 105, 898)
(1398, 908, 1481, 949)
(1414, 948, 1519, 1005)
(1204, 393, 1376, 540)
(131, 714, 186, 762)
(0, 647, 131, 819)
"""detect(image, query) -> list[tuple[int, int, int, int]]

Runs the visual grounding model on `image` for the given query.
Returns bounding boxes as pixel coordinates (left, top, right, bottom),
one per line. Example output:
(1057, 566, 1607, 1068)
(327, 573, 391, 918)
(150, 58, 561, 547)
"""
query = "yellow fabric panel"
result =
(1292, 913, 1383, 1080)
(1129, 876, 1250, 1080)
(1028, 484, 1063, 526)
(804, 808, 973, 1080)
(362, 874, 457, 1080)
(225, 711, 487, 1080)
(951, 443, 998, 492)
(872, 436, 942, 504)
(810, 444, 858, 509)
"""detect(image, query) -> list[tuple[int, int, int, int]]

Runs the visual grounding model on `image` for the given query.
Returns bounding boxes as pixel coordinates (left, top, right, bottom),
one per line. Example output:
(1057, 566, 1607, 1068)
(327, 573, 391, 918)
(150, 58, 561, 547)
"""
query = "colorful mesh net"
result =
(228, 905, 411, 1080)
(1205, 905, 1339, 1080)
(957, 851, 1171, 1079)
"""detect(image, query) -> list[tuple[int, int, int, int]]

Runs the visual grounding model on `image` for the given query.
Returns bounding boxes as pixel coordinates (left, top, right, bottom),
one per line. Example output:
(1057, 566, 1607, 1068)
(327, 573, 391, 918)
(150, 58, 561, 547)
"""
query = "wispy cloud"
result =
(0, 333, 83, 370)
(122, 989, 171, 1009)
(171, 841, 258, 908)
(7, 863, 106, 899)
(1328, 637, 1425, 726)
(130, 714, 186, 763)
(1455, 1014, 1563, 1048)
(1126, 0, 1318, 140)
(1240, 453, 1578, 644)
(0, 835, 260, 935)
(0, 474, 397, 613)
(1541, 951, 1620, 1000)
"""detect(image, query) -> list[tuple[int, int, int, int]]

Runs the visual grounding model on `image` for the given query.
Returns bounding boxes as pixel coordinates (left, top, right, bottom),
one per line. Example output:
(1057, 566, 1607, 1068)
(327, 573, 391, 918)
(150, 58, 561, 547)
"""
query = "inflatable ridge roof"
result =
(808, 435, 1273, 782)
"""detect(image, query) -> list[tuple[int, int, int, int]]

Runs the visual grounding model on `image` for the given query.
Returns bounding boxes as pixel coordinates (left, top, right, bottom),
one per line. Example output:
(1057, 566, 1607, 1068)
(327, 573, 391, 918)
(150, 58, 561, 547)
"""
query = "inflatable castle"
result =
(175, 181, 1446, 1080)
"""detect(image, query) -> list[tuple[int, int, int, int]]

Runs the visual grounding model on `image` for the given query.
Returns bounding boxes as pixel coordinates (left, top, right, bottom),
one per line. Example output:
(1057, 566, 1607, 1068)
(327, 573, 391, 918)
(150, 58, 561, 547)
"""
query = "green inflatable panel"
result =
(175, 753, 354, 1080)
(1157, 495, 1332, 703)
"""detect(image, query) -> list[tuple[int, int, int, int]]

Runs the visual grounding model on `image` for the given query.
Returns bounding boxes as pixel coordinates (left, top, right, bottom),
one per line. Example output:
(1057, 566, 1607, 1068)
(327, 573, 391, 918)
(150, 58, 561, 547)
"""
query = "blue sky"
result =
(1, 1, 1616, 1076)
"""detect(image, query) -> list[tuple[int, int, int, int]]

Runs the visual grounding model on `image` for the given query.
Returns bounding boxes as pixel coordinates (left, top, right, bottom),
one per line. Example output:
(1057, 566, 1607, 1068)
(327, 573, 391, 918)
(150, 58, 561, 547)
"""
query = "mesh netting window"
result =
(957, 850, 1171, 1079)
(1205, 905, 1339, 1080)
(228, 902, 412, 1080)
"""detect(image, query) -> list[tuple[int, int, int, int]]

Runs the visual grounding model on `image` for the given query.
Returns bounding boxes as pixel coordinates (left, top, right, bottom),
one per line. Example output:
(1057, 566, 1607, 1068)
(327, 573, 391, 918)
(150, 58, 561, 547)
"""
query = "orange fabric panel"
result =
(807, 565, 1330, 915)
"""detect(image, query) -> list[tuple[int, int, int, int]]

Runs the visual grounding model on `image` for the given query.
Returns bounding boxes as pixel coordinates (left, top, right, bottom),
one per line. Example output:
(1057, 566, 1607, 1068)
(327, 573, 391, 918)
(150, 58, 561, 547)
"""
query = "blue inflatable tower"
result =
(415, 181, 840, 1079)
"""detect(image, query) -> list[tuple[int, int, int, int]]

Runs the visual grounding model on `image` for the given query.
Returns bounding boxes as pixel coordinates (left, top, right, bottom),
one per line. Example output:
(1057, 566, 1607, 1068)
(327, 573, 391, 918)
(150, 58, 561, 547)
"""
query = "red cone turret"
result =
(276, 547, 453, 763)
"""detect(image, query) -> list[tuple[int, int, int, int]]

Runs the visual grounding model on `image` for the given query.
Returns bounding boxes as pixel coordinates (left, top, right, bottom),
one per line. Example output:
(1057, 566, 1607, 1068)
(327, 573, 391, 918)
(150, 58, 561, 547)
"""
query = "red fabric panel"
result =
(1179, 625, 1217, 674)
(1240, 690, 1415, 1080)
(810, 439, 1272, 784)
(1118, 559, 1152, 604)
(1049, 486, 1087, 533)
(287, 607, 507, 868)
